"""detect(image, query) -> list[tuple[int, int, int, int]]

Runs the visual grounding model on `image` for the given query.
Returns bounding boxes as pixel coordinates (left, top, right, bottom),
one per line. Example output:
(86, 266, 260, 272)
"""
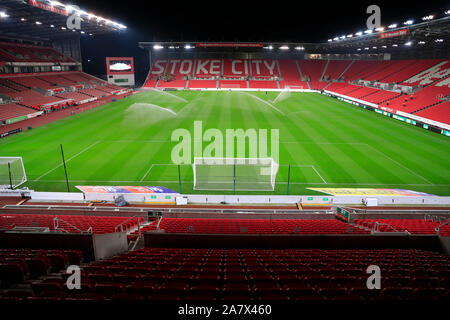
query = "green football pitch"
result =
(1, 90, 449, 196)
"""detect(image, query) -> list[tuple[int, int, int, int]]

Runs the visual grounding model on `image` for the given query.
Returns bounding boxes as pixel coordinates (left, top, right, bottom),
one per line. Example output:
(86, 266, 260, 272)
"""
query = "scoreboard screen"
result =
(108, 60, 132, 72)
(106, 57, 135, 86)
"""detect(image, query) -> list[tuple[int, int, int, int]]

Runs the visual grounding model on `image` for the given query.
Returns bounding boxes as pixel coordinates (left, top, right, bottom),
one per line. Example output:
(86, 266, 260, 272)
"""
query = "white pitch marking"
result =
(363, 143, 434, 185)
(242, 92, 286, 115)
(311, 165, 327, 184)
(140, 163, 178, 182)
(33, 141, 101, 181)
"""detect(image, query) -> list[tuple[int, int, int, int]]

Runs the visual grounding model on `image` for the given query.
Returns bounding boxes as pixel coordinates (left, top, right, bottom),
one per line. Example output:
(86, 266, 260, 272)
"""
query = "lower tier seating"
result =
(414, 101, 450, 124)
(248, 80, 278, 89)
(219, 80, 248, 89)
(188, 80, 217, 89)
(0, 103, 37, 122)
(0, 248, 83, 288)
(2, 248, 446, 301)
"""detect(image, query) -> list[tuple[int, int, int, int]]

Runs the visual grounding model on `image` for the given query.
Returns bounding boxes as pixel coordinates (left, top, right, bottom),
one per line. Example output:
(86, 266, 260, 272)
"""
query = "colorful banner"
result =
(28, 0, 69, 16)
(76, 186, 178, 194)
(196, 43, 264, 48)
(379, 28, 409, 39)
(308, 188, 435, 197)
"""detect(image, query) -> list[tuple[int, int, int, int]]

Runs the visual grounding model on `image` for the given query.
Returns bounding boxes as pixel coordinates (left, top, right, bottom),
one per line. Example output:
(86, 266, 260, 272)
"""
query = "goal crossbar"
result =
(192, 157, 278, 191)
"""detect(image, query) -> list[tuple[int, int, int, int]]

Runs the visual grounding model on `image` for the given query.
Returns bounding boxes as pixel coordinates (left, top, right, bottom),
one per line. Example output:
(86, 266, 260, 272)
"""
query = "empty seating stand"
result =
(0, 213, 144, 234)
(132, 218, 369, 235)
(0, 248, 83, 289)
(353, 219, 450, 236)
(3, 248, 445, 301)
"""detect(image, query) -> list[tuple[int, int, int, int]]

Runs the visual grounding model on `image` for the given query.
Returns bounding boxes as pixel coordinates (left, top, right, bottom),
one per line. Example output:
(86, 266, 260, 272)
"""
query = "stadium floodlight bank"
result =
(193, 157, 278, 191)
(0, 157, 27, 190)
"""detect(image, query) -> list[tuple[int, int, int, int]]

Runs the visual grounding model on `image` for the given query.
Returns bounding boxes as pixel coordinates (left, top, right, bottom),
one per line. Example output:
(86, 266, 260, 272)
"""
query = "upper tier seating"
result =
(401, 60, 450, 87)
(340, 60, 379, 81)
(353, 219, 449, 236)
(278, 60, 302, 87)
(380, 60, 442, 83)
(298, 60, 328, 89)
(0, 213, 144, 234)
(6, 90, 62, 109)
(132, 218, 369, 235)
(8, 76, 61, 90)
(9, 248, 446, 301)
(250, 60, 279, 79)
(223, 59, 250, 78)
(323, 60, 352, 81)
(0, 42, 76, 63)
(363, 60, 413, 82)
(194, 59, 222, 79)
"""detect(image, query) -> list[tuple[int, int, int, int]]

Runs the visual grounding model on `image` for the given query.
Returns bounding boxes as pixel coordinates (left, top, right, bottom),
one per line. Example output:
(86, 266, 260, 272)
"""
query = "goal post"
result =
(193, 157, 278, 191)
(0, 157, 27, 190)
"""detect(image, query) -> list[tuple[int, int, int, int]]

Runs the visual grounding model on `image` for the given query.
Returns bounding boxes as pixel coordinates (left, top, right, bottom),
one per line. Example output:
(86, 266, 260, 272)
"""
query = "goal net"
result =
(0, 157, 27, 190)
(193, 157, 278, 191)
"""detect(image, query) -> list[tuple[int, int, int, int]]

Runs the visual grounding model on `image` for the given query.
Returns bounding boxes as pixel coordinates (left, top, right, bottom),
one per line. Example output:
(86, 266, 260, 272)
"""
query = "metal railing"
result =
(371, 221, 411, 235)
(53, 217, 92, 234)
(435, 220, 450, 236)
(114, 215, 146, 237)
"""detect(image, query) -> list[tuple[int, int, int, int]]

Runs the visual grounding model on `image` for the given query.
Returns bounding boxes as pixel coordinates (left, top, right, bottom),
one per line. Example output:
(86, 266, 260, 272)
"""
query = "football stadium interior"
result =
(0, 0, 449, 312)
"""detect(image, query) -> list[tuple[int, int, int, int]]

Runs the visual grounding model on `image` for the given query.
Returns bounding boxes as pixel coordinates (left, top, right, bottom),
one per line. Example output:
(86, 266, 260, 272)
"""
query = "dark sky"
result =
(72, 0, 449, 42)
(72, 0, 449, 82)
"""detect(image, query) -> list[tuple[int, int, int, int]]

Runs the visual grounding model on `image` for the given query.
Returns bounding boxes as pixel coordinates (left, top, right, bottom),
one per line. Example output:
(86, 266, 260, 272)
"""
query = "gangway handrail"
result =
(435, 220, 450, 236)
(372, 221, 411, 235)
(114, 215, 146, 236)
(53, 217, 92, 234)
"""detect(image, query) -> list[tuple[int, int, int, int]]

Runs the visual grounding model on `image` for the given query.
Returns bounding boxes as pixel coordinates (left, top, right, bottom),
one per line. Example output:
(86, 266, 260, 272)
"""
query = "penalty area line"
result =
(33, 141, 101, 182)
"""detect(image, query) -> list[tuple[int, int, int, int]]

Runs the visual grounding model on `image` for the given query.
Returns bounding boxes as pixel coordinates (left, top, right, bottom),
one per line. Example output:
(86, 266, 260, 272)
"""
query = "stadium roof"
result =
(140, 16, 450, 54)
(0, 0, 127, 42)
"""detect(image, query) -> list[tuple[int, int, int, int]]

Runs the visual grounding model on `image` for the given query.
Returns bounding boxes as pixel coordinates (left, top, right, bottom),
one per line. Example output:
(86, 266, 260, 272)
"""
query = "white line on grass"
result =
(363, 143, 434, 185)
(311, 166, 327, 184)
(33, 141, 101, 182)
(242, 92, 285, 115)
(140, 163, 178, 182)
(139, 164, 154, 182)
(278, 164, 327, 184)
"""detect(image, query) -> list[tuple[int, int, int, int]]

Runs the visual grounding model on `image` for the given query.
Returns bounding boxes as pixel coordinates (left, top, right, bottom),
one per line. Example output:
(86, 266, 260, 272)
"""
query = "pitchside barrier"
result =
(3, 189, 450, 206)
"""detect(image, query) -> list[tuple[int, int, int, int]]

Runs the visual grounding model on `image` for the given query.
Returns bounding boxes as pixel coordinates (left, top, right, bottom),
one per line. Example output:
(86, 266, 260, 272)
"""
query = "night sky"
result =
(72, 0, 449, 83)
